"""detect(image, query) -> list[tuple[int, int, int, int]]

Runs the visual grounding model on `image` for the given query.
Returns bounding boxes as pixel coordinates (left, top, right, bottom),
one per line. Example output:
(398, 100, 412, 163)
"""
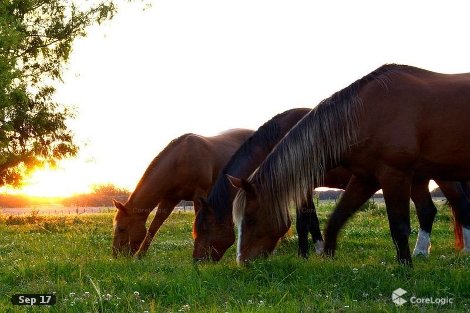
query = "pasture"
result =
(0, 201, 469, 312)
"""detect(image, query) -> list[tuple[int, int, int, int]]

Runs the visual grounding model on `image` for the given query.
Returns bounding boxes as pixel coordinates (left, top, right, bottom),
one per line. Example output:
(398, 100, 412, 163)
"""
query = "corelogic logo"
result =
(391, 287, 454, 306)
(392, 288, 407, 306)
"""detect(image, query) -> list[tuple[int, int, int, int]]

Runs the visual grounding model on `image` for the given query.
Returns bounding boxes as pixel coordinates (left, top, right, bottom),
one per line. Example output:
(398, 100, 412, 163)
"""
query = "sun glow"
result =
(2, 163, 95, 198)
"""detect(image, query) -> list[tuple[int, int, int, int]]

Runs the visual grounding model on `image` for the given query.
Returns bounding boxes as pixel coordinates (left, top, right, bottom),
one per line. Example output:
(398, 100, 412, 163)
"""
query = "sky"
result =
(9, 0, 470, 197)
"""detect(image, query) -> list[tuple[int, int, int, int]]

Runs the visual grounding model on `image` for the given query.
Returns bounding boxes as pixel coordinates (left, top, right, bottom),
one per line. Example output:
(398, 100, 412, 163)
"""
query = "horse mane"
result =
(233, 64, 411, 231)
(208, 109, 306, 223)
(127, 133, 194, 205)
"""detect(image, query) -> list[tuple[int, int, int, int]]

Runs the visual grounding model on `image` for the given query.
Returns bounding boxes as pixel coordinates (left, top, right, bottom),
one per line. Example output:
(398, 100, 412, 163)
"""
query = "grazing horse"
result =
(192, 108, 325, 261)
(192, 108, 354, 261)
(193, 109, 468, 261)
(231, 64, 470, 265)
(112, 128, 253, 258)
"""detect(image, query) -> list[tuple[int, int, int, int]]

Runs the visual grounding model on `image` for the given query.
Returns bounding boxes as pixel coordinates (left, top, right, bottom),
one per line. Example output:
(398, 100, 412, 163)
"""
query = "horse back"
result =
(353, 67, 470, 180)
(170, 129, 253, 188)
(205, 128, 254, 180)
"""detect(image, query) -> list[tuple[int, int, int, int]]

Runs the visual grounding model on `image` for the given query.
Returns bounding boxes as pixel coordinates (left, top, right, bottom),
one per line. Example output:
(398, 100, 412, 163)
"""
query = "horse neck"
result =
(126, 169, 165, 216)
(250, 97, 362, 232)
(210, 109, 311, 223)
(125, 193, 159, 217)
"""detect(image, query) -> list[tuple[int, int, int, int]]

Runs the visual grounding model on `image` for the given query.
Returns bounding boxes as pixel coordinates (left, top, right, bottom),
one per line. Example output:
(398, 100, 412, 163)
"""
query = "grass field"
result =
(0, 201, 469, 312)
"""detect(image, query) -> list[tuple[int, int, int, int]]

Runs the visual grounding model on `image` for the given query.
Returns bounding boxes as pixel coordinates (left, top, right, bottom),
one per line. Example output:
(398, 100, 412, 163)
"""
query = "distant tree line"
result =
(315, 190, 343, 200)
(316, 187, 444, 201)
(0, 194, 30, 208)
(429, 187, 444, 197)
(0, 184, 130, 208)
(62, 184, 130, 207)
(314, 187, 445, 201)
(0, 185, 445, 209)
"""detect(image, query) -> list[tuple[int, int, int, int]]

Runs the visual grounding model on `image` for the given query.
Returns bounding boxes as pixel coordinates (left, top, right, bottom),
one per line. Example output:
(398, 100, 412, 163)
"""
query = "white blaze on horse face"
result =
(236, 218, 243, 264)
(412, 229, 431, 257)
(463, 227, 470, 253)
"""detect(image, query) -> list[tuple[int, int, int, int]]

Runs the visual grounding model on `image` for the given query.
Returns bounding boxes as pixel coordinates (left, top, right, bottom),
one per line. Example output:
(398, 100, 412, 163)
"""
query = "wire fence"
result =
(0, 197, 448, 216)
(0, 205, 195, 216)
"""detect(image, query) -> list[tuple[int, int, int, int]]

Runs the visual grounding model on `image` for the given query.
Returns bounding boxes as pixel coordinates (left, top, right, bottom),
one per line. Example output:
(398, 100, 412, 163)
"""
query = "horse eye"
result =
(118, 227, 126, 233)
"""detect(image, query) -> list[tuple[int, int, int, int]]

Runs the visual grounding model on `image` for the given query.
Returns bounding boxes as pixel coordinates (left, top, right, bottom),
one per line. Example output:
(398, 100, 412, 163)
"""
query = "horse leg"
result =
(410, 179, 436, 257)
(304, 191, 324, 255)
(380, 170, 412, 266)
(296, 207, 310, 258)
(134, 199, 179, 258)
(324, 175, 379, 257)
(296, 192, 323, 258)
(438, 180, 470, 252)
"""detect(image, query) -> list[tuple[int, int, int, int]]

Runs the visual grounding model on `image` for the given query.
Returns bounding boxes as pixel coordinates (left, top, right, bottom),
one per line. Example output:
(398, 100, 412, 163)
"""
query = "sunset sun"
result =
(4, 164, 94, 198)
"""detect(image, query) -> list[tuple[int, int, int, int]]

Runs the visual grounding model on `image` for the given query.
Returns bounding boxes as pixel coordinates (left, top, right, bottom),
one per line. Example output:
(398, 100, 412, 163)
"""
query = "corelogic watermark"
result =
(392, 288, 454, 306)
(392, 288, 407, 305)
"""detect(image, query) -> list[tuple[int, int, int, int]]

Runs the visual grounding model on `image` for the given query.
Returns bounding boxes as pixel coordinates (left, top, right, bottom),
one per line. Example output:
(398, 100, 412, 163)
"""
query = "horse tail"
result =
(452, 181, 469, 250)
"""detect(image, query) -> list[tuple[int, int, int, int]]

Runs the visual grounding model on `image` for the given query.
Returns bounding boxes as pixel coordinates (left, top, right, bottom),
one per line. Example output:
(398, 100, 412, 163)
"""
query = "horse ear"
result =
(226, 174, 242, 189)
(113, 200, 128, 214)
(226, 174, 255, 194)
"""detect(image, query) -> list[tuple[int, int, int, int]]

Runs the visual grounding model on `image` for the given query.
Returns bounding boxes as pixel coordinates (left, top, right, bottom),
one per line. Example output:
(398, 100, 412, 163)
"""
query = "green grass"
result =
(0, 203, 469, 312)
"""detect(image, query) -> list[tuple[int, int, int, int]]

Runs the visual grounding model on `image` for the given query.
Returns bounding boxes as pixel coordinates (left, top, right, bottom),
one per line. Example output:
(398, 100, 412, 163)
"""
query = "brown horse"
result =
(194, 109, 468, 261)
(112, 128, 253, 258)
(192, 108, 319, 261)
(231, 64, 470, 265)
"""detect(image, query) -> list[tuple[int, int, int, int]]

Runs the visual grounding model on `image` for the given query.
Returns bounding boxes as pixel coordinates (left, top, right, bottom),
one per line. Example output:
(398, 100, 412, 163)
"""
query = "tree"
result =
(0, 0, 116, 186)
(63, 183, 130, 207)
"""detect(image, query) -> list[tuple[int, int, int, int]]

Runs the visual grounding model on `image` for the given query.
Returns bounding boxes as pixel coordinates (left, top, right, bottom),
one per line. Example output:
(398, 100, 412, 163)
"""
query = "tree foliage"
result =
(0, 0, 116, 186)
(63, 183, 130, 207)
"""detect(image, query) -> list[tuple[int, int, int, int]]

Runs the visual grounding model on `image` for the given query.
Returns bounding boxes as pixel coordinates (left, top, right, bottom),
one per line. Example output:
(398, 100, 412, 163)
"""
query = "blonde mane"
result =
(233, 64, 406, 232)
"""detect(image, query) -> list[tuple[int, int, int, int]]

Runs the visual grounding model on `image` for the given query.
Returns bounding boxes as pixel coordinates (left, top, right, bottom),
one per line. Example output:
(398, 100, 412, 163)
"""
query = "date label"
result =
(11, 294, 56, 306)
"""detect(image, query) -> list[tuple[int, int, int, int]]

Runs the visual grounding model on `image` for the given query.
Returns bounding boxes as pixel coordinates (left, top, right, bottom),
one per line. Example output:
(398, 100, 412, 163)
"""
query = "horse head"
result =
(228, 175, 290, 264)
(112, 200, 147, 257)
(192, 197, 235, 262)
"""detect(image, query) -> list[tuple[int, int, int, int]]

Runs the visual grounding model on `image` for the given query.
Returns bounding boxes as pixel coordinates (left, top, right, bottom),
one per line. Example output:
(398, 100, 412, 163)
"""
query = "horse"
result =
(231, 64, 470, 265)
(192, 108, 320, 261)
(193, 109, 468, 261)
(112, 128, 254, 258)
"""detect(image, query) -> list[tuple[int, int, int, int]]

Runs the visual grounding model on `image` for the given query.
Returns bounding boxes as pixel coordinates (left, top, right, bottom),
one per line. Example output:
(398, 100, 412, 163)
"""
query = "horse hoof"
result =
(134, 251, 146, 259)
(398, 255, 413, 267)
(462, 227, 470, 252)
(314, 240, 325, 255)
(413, 229, 431, 257)
(322, 248, 335, 258)
(412, 249, 429, 257)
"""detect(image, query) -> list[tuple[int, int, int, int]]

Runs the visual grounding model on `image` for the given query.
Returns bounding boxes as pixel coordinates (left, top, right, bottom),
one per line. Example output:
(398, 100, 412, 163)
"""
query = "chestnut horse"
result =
(231, 64, 470, 265)
(112, 128, 253, 257)
(194, 108, 468, 261)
